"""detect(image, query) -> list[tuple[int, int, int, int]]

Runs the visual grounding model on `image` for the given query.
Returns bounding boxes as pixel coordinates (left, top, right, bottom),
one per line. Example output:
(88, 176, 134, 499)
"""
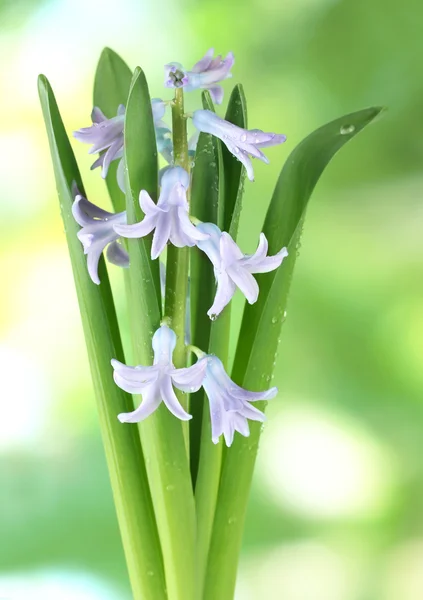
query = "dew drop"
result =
(240, 133, 247, 142)
(166, 484, 175, 491)
(340, 124, 355, 135)
(271, 316, 278, 324)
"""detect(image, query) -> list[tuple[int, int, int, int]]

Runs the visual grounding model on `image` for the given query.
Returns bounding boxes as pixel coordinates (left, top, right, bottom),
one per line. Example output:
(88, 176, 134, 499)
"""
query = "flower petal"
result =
(72, 195, 114, 226)
(191, 48, 214, 73)
(106, 241, 130, 268)
(151, 213, 172, 259)
(220, 232, 244, 268)
(118, 383, 162, 423)
(114, 215, 157, 239)
(227, 266, 259, 304)
(140, 190, 166, 215)
(170, 357, 208, 393)
(208, 270, 236, 318)
(245, 246, 288, 274)
(160, 376, 192, 420)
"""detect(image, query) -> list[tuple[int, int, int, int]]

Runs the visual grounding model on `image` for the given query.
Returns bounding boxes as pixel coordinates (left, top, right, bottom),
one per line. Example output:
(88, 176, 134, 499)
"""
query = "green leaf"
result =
(189, 90, 224, 476)
(38, 74, 166, 600)
(222, 84, 248, 238)
(205, 107, 384, 600)
(93, 47, 132, 212)
(124, 67, 161, 354)
(124, 69, 196, 600)
(190, 91, 232, 596)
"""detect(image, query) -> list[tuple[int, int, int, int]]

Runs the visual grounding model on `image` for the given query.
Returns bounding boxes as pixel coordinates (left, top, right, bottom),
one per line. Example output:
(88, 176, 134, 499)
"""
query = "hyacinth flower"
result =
(114, 166, 209, 259)
(72, 193, 128, 284)
(192, 109, 287, 181)
(195, 222, 288, 318)
(112, 324, 207, 422)
(73, 104, 125, 178)
(164, 49, 234, 104)
(164, 62, 189, 89)
(74, 99, 172, 183)
(185, 48, 234, 104)
(189, 350, 277, 447)
(40, 42, 382, 600)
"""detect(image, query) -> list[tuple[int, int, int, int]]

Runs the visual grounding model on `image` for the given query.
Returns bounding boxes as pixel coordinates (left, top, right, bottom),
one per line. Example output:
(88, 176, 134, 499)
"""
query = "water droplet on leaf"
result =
(340, 124, 355, 135)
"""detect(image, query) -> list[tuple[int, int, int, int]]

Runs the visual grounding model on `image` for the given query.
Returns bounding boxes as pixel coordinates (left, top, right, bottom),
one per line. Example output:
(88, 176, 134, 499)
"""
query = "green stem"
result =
(195, 306, 231, 597)
(165, 88, 190, 441)
(124, 71, 195, 600)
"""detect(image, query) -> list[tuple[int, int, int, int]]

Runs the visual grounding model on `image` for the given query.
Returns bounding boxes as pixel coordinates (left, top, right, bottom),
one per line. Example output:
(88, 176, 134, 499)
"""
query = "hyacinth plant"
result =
(38, 46, 382, 600)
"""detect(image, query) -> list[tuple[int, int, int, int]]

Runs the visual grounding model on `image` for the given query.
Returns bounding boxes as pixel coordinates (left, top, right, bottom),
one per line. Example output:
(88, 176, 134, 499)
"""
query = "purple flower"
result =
(72, 193, 129, 284)
(114, 166, 209, 259)
(196, 223, 288, 318)
(164, 63, 189, 89)
(73, 105, 125, 179)
(192, 110, 286, 181)
(112, 324, 207, 423)
(201, 354, 277, 447)
(74, 100, 172, 186)
(185, 49, 234, 104)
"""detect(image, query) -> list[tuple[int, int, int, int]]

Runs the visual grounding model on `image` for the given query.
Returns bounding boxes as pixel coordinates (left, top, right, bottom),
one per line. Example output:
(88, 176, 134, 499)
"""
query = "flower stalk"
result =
(166, 88, 191, 427)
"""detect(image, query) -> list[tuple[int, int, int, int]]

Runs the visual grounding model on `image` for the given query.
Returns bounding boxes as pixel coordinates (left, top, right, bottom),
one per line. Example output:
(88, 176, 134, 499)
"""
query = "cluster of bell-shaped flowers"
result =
(72, 48, 287, 443)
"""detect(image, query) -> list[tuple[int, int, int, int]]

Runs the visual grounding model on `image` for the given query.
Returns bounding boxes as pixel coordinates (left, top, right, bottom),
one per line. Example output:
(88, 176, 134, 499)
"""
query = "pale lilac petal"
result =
(192, 109, 285, 181)
(160, 376, 192, 420)
(106, 241, 130, 268)
(177, 208, 210, 241)
(152, 324, 177, 365)
(91, 107, 107, 123)
(151, 213, 172, 259)
(220, 232, 244, 267)
(139, 190, 165, 215)
(113, 372, 157, 395)
(207, 85, 224, 105)
(208, 271, 237, 318)
(227, 267, 259, 304)
(222, 418, 235, 447)
(118, 384, 162, 423)
(244, 247, 288, 274)
(114, 215, 157, 239)
(243, 233, 268, 265)
(117, 104, 126, 117)
(223, 139, 255, 181)
(195, 222, 223, 269)
(232, 412, 251, 438)
(191, 48, 214, 73)
(240, 403, 267, 422)
(160, 166, 190, 196)
(102, 139, 124, 178)
(72, 195, 114, 225)
(111, 359, 159, 382)
(86, 247, 103, 285)
(170, 358, 208, 393)
(230, 384, 278, 403)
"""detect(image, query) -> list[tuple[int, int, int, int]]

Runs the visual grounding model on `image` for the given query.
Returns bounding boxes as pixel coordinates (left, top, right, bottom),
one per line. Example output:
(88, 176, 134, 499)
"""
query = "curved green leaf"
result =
(93, 47, 132, 212)
(124, 66, 161, 353)
(124, 68, 196, 600)
(189, 90, 224, 474)
(38, 74, 166, 600)
(205, 107, 384, 600)
(222, 83, 247, 238)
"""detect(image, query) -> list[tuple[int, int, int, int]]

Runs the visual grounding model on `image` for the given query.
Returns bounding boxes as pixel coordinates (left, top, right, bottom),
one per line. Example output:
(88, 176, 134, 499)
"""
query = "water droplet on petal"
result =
(340, 124, 355, 135)
(240, 134, 247, 142)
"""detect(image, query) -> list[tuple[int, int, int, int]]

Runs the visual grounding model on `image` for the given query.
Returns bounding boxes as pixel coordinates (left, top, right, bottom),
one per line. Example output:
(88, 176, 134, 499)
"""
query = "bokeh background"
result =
(1, 0, 423, 598)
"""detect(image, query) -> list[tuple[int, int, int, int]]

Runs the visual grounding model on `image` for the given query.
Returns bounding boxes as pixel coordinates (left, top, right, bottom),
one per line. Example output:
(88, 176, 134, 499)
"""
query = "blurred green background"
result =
(1, 0, 423, 598)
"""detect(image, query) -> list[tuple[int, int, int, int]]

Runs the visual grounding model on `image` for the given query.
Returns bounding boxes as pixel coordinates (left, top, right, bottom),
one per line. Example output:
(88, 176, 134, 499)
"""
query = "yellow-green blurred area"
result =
(1, 0, 423, 597)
